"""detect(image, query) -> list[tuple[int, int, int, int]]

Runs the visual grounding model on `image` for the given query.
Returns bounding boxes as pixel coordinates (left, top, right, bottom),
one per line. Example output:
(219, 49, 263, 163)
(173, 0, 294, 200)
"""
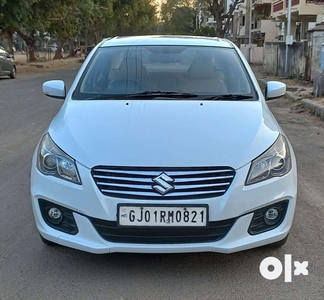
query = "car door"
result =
(0, 48, 11, 74)
(0, 48, 6, 75)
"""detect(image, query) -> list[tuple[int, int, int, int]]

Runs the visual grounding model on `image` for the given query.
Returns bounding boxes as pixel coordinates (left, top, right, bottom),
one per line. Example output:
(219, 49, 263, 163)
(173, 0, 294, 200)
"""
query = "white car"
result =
(31, 36, 297, 254)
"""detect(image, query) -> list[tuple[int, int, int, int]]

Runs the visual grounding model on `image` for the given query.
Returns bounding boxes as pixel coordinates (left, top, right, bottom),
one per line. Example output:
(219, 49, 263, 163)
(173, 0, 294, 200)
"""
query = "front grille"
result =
(90, 217, 236, 244)
(91, 166, 235, 200)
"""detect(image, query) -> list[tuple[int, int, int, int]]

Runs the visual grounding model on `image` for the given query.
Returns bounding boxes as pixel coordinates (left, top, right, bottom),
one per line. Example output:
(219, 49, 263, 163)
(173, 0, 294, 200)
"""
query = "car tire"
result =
(266, 234, 289, 249)
(9, 66, 16, 79)
(39, 234, 57, 246)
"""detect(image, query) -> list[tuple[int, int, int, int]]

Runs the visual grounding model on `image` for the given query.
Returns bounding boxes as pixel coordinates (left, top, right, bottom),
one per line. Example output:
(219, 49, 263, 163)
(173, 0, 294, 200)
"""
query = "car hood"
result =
(48, 100, 279, 170)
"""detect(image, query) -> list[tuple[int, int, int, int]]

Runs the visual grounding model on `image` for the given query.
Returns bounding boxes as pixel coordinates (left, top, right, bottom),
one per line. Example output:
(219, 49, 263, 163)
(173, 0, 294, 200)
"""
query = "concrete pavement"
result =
(251, 64, 324, 121)
(0, 67, 323, 300)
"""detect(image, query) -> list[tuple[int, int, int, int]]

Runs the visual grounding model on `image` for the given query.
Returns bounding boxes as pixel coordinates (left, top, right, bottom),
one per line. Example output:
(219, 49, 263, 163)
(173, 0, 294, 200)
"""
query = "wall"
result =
(311, 31, 324, 80)
(263, 42, 306, 78)
(240, 44, 264, 64)
(260, 20, 279, 42)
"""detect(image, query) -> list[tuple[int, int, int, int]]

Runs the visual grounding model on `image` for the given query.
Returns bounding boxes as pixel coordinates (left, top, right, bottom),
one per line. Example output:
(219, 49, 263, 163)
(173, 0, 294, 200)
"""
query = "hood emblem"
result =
(152, 173, 175, 195)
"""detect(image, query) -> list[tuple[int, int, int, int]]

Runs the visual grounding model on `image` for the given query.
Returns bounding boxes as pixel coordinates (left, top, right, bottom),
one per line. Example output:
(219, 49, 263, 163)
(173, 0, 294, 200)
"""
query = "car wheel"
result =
(9, 66, 16, 79)
(39, 234, 57, 246)
(266, 234, 289, 249)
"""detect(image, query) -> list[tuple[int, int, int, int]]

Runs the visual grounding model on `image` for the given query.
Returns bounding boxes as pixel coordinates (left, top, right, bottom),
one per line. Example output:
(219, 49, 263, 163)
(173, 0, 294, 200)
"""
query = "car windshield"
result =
(73, 45, 256, 100)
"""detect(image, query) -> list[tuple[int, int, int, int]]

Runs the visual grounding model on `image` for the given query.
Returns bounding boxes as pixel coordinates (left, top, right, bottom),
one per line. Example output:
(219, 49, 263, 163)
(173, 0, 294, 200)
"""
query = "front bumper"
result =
(31, 152, 297, 254)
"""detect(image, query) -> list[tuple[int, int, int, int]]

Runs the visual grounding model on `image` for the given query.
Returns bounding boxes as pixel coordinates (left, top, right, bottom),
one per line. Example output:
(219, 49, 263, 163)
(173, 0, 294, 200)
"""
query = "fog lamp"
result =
(264, 208, 279, 225)
(47, 207, 63, 224)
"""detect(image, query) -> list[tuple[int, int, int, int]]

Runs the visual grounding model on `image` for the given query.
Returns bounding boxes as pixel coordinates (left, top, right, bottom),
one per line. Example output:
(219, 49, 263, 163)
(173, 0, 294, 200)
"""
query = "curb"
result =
(257, 76, 324, 121)
(257, 78, 301, 101)
(16, 59, 84, 74)
(302, 99, 324, 121)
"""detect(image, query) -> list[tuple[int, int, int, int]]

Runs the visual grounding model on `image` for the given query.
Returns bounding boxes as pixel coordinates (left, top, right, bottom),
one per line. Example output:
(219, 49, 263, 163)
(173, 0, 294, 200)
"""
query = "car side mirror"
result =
(43, 80, 66, 99)
(7, 54, 13, 59)
(265, 81, 286, 101)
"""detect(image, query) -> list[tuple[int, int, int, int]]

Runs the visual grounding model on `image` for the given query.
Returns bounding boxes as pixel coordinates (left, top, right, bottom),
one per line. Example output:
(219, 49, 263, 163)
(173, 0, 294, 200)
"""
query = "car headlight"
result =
(37, 133, 81, 184)
(246, 135, 292, 185)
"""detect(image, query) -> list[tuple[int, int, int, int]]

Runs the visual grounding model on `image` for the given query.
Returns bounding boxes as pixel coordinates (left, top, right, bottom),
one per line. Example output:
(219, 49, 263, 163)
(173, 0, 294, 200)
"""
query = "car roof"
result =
(100, 35, 234, 48)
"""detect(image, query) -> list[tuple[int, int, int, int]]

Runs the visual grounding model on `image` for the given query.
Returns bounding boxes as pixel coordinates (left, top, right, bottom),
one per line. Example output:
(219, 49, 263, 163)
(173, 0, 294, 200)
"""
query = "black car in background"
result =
(0, 46, 16, 79)
(85, 46, 95, 59)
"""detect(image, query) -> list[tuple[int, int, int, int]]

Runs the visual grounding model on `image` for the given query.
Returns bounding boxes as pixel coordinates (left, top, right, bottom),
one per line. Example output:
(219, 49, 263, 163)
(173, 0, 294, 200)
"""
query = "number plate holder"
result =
(117, 204, 209, 227)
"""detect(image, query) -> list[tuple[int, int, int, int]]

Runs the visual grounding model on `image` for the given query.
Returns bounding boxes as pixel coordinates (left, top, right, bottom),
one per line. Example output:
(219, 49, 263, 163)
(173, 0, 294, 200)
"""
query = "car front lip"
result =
(30, 146, 297, 254)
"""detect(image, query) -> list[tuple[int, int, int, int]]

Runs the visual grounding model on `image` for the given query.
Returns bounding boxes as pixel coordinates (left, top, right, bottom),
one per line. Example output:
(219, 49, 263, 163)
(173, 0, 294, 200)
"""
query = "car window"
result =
(73, 45, 255, 100)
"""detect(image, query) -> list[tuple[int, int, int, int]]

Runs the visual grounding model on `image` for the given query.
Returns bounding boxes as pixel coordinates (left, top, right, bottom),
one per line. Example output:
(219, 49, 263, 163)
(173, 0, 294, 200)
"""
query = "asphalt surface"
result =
(0, 67, 323, 300)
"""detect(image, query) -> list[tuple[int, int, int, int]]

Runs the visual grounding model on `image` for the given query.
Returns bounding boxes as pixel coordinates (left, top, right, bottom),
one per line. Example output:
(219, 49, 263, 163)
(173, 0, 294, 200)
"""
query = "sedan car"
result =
(31, 36, 297, 254)
(0, 46, 16, 78)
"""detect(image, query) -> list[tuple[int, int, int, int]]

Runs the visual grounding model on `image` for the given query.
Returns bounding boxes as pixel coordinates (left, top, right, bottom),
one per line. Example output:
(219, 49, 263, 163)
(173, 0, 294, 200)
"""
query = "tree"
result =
(204, 0, 243, 37)
(194, 26, 216, 37)
(1, 0, 158, 62)
(83, 0, 115, 45)
(0, 0, 36, 54)
(168, 7, 195, 35)
(45, 0, 93, 59)
(160, 0, 195, 35)
(111, 0, 157, 36)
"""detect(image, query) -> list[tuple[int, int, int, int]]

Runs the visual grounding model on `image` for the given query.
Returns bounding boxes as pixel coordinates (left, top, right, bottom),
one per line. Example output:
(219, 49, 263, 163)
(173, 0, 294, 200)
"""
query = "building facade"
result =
(235, 0, 324, 44)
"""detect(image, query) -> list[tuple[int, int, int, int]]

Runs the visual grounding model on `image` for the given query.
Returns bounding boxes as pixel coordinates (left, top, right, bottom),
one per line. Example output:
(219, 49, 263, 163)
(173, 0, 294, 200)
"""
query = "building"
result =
(235, 0, 324, 45)
(271, 0, 324, 41)
(236, 0, 279, 45)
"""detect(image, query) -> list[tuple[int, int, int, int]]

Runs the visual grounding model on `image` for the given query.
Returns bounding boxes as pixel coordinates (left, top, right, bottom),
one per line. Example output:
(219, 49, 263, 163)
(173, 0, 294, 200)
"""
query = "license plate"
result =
(118, 205, 208, 227)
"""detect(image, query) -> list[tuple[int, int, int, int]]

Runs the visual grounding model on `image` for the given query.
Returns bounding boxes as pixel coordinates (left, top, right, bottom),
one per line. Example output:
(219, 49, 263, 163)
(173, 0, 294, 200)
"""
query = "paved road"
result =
(0, 68, 323, 300)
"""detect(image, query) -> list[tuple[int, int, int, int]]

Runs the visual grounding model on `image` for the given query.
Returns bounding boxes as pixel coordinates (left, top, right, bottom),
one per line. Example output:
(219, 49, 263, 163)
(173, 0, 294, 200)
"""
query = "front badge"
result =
(152, 172, 175, 195)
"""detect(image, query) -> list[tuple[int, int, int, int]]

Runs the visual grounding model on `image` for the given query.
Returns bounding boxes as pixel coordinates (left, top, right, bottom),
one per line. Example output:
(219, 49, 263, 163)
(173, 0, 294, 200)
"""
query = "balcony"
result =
(253, 0, 272, 6)
(272, 0, 321, 18)
(286, 0, 300, 6)
(273, 1, 284, 13)
(251, 19, 277, 33)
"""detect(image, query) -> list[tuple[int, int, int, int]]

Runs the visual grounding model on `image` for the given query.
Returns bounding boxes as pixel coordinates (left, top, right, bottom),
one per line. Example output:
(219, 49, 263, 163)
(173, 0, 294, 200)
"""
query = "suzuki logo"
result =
(152, 173, 175, 195)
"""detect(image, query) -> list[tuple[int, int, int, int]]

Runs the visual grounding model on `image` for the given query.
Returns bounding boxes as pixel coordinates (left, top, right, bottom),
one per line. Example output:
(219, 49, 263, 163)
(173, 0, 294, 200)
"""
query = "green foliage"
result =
(111, 0, 157, 36)
(0, 0, 35, 29)
(0, 0, 158, 59)
(160, 0, 195, 35)
(194, 26, 216, 37)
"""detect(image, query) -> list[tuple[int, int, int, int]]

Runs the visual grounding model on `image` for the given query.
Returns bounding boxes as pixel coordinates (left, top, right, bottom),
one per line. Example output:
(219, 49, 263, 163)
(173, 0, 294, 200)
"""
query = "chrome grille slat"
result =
(93, 175, 233, 183)
(97, 182, 230, 190)
(100, 189, 226, 197)
(93, 168, 233, 176)
(92, 166, 235, 200)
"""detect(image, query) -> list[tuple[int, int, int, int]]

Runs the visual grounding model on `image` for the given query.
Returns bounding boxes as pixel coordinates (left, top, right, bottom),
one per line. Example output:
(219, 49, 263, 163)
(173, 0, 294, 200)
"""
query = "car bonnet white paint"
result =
(48, 99, 279, 170)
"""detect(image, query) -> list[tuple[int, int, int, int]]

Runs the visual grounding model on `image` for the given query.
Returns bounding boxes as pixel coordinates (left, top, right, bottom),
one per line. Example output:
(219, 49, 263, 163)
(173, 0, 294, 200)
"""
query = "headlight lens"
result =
(37, 134, 81, 184)
(246, 135, 292, 185)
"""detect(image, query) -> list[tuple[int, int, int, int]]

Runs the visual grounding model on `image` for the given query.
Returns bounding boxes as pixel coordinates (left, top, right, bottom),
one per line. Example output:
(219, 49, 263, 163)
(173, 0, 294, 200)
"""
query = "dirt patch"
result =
(14, 56, 84, 74)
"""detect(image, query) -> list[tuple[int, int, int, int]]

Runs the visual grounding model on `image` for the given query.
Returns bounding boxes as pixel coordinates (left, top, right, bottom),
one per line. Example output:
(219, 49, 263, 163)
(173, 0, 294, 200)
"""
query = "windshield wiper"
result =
(83, 94, 118, 100)
(202, 94, 254, 101)
(119, 91, 199, 99)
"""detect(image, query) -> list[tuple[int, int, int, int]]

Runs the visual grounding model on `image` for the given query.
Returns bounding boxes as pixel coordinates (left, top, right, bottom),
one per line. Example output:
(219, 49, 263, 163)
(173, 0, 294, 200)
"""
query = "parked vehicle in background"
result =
(32, 36, 297, 254)
(0, 46, 16, 79)
(85, 45, 95, 58)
